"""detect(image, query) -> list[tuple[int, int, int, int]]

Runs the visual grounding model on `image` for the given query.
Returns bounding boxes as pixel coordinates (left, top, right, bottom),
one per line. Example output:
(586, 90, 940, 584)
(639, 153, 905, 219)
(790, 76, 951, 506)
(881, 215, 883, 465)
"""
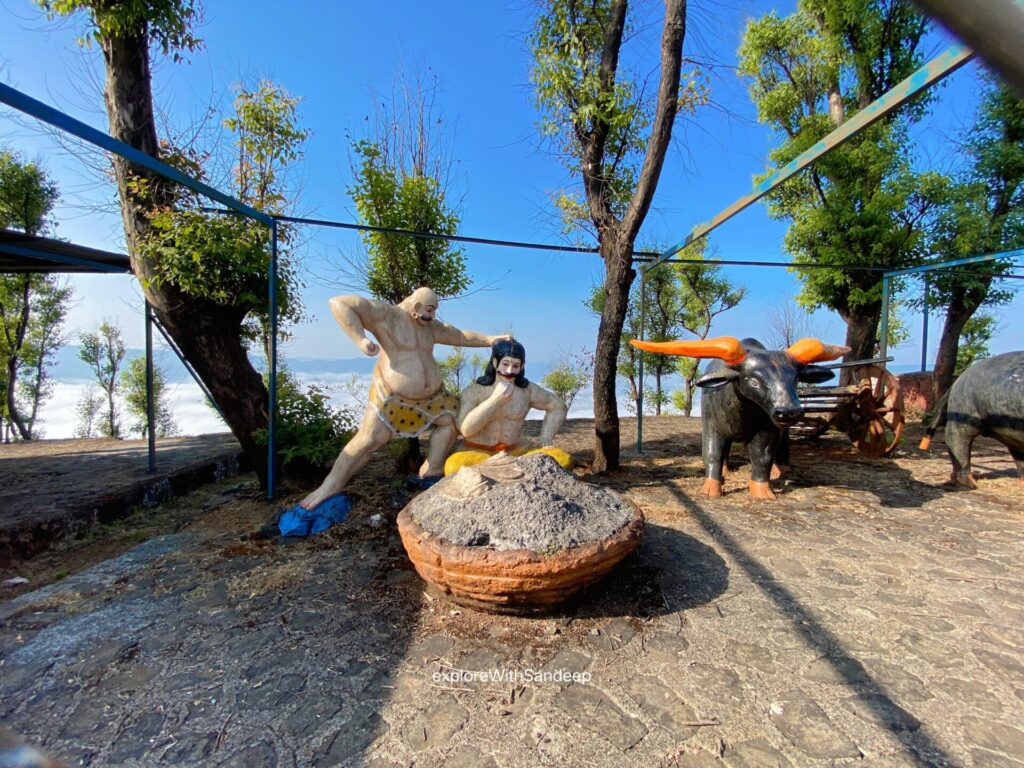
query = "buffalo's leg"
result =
(721, 439, 733, 477)
(772, 428, 791, 480)
(1011, 448, 1024, 485)
(701, 428, 727, 497)
(945, 421, 979, 488)
(747, 430, 777, 500)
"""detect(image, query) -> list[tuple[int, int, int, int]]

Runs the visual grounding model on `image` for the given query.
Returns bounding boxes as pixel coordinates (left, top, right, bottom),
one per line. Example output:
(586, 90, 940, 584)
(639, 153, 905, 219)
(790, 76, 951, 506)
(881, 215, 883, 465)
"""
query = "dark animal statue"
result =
(919, 350, 1024, 488)
(630, 336, 849, 500)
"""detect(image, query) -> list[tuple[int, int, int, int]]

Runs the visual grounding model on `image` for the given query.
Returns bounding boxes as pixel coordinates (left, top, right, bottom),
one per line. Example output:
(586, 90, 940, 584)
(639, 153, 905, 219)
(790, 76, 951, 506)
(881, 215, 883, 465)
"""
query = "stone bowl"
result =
(396, 494, 644, 615)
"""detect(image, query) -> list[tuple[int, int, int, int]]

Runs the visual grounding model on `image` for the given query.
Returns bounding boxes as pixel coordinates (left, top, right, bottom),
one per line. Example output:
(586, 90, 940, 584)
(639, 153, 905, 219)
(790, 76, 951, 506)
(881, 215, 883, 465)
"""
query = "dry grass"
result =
(227, 558, 306, 599)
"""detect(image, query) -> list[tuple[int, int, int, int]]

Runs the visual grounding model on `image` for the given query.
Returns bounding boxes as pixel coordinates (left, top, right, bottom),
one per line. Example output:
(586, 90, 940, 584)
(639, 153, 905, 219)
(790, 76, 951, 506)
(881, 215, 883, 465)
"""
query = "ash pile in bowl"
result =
(408, 453, 631, 552)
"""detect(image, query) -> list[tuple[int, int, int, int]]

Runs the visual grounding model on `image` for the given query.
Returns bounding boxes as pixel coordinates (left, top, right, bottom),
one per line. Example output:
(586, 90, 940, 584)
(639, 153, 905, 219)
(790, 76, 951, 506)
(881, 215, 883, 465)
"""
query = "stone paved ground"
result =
(0, 434, 242, 562)
(1, 417, 1023, 767)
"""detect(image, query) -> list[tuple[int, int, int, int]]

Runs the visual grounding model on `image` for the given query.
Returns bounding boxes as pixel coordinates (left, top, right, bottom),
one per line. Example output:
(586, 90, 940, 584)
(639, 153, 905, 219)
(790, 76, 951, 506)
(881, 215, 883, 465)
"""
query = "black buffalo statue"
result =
(920, 350, 1024, 488)
(630, 336, 849, 500)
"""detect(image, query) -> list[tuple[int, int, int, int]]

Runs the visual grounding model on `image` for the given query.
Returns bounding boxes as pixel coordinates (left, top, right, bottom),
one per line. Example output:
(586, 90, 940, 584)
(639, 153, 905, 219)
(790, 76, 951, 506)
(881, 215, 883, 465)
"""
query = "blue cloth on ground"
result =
(278, 494, 351, 538)
(406, 475, 442, 491)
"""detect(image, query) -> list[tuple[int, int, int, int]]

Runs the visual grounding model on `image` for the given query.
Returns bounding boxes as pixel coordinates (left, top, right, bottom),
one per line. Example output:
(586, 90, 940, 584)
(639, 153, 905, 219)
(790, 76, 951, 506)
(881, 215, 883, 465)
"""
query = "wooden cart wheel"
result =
(847, 364, 905, 458)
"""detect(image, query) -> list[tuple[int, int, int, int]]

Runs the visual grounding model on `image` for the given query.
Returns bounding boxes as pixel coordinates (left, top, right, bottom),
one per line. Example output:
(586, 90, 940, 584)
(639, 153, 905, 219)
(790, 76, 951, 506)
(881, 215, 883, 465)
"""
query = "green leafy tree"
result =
(74, 385, 104, 439)
(541, 349, 593, 410)
(530, 0, 696, 469)
(0, 149, 69, 440)
(78, 321, 127, 439)
(36, 0, 289, 487)
(920, 80, 1023, 401)
(436, 348, 484, 394)
(671, 246, 745, 416)
(343, 67, 469, 304)
(954, 313, 997, 377)
(738, 1, 941, 381)
(254, 368, 357, 475)
(121, 356, 179, 438)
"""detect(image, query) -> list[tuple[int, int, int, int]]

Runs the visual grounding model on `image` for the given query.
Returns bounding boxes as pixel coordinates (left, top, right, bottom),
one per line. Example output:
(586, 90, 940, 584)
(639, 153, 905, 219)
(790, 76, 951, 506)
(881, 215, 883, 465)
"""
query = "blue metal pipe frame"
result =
(882, 248, 1023, 370)
(0, 82, 280, 497)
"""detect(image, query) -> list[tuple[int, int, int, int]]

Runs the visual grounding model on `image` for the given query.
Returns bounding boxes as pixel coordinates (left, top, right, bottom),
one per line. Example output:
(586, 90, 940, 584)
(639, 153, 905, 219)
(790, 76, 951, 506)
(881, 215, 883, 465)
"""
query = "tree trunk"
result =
(837, 304, 880, 385)
(931, 281, 989, 403)
(593, 232, 635, 472)
(98, 23, 270, 485)
(4, 277, 32, 440)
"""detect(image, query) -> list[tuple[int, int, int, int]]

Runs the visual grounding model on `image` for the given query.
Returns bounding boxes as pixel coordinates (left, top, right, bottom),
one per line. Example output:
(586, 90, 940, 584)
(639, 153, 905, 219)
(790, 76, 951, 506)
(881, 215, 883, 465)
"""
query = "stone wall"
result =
(899, 371, 934, 421)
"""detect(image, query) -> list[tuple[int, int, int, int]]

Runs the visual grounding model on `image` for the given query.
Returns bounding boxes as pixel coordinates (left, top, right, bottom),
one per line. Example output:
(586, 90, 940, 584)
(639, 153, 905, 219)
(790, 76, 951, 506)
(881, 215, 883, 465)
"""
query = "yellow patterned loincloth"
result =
(369, 376, 459, 438)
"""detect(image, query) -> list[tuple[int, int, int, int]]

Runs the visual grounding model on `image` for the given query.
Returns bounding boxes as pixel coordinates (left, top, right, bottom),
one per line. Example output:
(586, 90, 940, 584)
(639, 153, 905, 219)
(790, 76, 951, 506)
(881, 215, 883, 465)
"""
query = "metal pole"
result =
(920, 275, 930, 372)
(912, 0, 1024, 99)
(145, 300, 156, 472)
(879, 277, 891, 367)
(637, 267, 646, 453)
(267, 220, 279, 499)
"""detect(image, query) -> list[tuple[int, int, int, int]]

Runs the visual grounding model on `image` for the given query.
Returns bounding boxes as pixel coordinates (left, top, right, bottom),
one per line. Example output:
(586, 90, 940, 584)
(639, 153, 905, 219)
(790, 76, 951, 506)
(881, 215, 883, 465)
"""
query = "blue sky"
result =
(1, 0, 1019, 373)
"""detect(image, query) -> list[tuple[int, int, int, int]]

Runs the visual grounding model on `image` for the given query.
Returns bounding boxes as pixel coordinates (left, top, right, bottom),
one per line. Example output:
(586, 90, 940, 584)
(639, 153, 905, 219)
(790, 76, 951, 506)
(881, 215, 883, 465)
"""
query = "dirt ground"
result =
(2, 416, 1023, 767)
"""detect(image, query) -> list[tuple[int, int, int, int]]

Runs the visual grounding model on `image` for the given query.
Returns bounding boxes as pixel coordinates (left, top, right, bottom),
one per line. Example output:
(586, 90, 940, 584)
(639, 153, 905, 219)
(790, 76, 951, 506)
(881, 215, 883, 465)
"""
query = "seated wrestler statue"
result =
(445, 338, 572, 474)
(299, 286, 508, 511)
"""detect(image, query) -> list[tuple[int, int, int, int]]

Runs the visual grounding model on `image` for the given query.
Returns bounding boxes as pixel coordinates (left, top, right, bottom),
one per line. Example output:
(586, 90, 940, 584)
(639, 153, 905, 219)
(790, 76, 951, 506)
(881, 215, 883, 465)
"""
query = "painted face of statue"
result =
(496, 356, 523, 381)
(413, 300, 437, 324)
(402, 287, 439, 325)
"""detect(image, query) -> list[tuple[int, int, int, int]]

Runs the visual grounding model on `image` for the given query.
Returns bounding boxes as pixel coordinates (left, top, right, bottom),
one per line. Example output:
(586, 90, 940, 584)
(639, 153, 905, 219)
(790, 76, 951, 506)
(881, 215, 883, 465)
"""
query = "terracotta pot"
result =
(396, 495, 644, 615)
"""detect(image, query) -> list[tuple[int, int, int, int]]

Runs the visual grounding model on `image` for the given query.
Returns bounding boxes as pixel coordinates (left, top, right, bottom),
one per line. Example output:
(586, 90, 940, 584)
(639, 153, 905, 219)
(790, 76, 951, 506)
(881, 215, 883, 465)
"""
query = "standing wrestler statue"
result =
(300, 287, 508, 511)
(444, 338, 572, 475)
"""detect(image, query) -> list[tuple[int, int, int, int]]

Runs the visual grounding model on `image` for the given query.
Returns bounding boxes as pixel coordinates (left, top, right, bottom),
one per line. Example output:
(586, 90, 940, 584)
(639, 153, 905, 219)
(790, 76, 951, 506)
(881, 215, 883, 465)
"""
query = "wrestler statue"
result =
(444, 338, 572, 475)
(300, 287, 508, 511)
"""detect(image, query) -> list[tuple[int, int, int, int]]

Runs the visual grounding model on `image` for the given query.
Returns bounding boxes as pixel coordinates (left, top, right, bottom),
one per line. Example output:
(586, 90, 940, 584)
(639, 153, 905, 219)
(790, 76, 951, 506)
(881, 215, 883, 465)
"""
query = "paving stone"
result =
(407, 633, 455, 664)
(107, 711, 165, 762)
(843, 694, 921, 732)
(974, 623, 1024, 653)
(586, 618, 636, 652)
(400, 695, 469, 751)
(96, 664, 160, 692)
(283, 692, 342, 739)
(60, 696, 117, 740)
(801, 655, 872, 686)
(973, 647, 1024, 682)
(671, 752, 721, 767)
(551, 683, 647, 750)
(896, 630, 966, 669)
(236, 673, 306, 709)
(162, 730, 220, 763)
(457, 648, 510, 673)
(963, 717, 1024, 755)
(622, 675, 699, 741)
(642, 631, 690, 664)
(769, 689, 861, 760)
(895, 613, 956, 633)
(724, 641, 777, 674)
(539, 649, 591, 688)
(445, 743, 500, 768)
(863, 659, 932, 701)
(683, 665, 745, 707)
(217, 740, 278, 767)
(937, 677, 1004, 715)
(971, 748, 1024, 767)
(722, 738, 793, 767)
(317, 708, 388, 766)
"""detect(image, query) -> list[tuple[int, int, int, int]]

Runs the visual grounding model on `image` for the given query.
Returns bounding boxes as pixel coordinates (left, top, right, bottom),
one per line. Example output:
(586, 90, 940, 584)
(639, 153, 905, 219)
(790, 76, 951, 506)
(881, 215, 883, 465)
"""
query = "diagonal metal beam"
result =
(0, 82, 273, 226)
(646, 43, 975, 271)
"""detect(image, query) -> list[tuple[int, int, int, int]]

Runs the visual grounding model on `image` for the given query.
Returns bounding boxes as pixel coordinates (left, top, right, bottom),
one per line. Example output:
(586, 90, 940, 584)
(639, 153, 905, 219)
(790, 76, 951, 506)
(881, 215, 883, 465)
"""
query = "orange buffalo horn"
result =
(629, 336, 747, 365)
(786, 337, 851, 365)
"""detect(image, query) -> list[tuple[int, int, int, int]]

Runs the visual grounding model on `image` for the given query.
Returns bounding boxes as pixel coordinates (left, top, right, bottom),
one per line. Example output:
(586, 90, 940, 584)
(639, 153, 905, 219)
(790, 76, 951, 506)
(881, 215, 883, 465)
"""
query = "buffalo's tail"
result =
(919, 390, 950, 451)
